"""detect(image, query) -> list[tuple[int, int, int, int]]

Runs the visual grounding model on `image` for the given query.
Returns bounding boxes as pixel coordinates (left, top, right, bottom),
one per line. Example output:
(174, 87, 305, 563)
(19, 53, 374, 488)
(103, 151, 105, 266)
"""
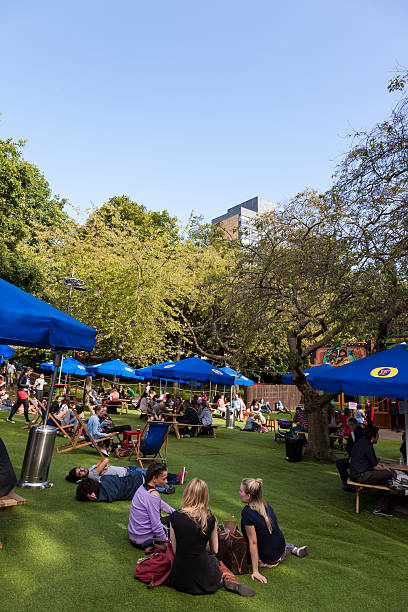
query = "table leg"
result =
(173, 421, 180, 440)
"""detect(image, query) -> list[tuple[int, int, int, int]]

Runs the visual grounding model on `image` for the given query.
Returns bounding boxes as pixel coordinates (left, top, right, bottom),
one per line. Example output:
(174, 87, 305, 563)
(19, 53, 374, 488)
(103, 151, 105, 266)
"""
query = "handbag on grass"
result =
(134, 541, 174, 588)
(216, 520, 248, 575)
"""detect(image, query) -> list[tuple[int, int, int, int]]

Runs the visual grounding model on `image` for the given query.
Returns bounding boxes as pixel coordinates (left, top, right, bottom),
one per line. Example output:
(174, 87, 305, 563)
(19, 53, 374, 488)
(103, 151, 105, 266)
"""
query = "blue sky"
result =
(1, 1, 407, 225)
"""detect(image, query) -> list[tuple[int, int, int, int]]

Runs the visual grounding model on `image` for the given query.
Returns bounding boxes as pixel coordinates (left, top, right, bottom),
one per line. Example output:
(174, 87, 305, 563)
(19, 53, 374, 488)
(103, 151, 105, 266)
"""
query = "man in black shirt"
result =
(349, 426, 393, 516)
(389, 399, 400, 432)
(336, 417, 363, 491)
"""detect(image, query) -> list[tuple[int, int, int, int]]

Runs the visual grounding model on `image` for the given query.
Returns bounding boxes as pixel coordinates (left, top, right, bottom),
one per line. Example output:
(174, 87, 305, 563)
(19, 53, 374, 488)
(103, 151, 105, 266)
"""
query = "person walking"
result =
(33, 373, 46, 402)
(7, 366, 33, 424)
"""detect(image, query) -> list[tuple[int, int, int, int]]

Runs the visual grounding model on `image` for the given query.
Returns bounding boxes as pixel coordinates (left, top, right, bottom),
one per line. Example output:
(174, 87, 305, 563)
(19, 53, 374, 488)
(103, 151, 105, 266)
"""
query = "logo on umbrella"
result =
(164, 364, 175, 368)
(212, 369, 222, 375)
(370, 367, 398, 378)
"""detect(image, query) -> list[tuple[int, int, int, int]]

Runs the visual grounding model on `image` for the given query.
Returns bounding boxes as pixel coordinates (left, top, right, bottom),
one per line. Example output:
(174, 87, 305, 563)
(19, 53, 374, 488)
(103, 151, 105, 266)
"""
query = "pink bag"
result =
(134, 541, 174, 588)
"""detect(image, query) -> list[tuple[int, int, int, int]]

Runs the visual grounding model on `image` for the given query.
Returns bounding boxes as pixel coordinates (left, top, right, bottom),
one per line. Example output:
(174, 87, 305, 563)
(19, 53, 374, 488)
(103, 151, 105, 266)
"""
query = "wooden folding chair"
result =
(55, 406, 105, 457)
(23, 398, 75, 440)
(128, 421, 170, 468)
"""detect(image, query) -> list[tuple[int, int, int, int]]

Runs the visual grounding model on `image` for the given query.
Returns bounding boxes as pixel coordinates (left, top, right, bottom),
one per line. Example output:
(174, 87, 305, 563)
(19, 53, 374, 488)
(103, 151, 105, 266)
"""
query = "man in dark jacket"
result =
(349, 426, 393, 516)
(76, 469, 144, 502)
(389, 399, 400, 432)
(336, 417, 363, 491)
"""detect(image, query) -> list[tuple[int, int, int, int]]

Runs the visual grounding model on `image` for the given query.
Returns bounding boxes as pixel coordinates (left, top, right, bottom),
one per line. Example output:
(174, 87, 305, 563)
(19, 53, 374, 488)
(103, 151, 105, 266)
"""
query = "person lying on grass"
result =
(67, 459, 181, 491)
(76, 469, 145, 502)
(128, 462, 175, 548)
(240, 478, 308, 584)
(66, 458, 143, 483)
(166, 477, 254, 597)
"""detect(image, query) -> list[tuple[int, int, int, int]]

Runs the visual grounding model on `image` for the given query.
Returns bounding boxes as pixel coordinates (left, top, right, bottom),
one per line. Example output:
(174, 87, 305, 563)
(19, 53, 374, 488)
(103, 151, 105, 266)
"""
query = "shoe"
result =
(6, 418, 15, 423)
(373, 508, 393, 517)
(163, 484, 175, 495)
(184, 434, 190, 438)
(224, 580, 255, 597)
(179, 434, 183, 438)
(292, 546, 309, 557)
(25, 421, 31, 425)
(100, 448, 110, 457)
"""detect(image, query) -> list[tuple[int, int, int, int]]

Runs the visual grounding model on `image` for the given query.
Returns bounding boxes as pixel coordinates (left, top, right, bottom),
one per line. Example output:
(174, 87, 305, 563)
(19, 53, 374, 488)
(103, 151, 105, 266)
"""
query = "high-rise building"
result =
(211, 196, 274, 243)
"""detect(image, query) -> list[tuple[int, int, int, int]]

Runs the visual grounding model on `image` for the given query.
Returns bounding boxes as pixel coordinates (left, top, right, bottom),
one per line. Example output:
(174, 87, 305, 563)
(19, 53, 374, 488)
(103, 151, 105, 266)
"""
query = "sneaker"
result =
(100, 448, 110, 457)
(224, 580, 255, 597)
(25, 421, 31, 425)
(6, 418, 15, 423)
(184, 434, 190, 438)
(293, 546, 309, 557)
(373, 508, 393, 517)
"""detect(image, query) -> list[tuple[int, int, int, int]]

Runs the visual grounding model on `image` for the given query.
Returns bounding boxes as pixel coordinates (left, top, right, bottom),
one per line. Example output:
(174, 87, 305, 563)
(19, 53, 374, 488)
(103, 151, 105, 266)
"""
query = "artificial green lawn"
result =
(1, 411, 408, 612)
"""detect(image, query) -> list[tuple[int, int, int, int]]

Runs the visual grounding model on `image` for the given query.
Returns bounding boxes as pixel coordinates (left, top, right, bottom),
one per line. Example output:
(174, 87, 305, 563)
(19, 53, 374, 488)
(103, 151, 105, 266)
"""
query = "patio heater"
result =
(18, 270, 87, 490)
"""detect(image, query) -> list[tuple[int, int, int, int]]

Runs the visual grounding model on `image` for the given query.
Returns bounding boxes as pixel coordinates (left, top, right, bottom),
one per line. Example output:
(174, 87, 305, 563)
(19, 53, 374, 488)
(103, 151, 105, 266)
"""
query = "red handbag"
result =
(134, 541, 174, 588)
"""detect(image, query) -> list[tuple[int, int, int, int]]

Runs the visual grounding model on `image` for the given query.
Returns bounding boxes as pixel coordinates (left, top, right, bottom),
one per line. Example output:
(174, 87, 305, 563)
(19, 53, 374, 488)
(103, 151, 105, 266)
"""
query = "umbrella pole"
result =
(405, 413, 408, 466)
(58, 355, 63, 385)
(44, 353, 63, 423)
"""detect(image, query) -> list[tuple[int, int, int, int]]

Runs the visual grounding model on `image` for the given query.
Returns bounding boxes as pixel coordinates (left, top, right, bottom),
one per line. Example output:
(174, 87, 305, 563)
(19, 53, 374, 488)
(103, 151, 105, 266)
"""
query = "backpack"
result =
(216, 521, 248, 575)
(134, 541, 174, 588)
(389, 470, 408, 491)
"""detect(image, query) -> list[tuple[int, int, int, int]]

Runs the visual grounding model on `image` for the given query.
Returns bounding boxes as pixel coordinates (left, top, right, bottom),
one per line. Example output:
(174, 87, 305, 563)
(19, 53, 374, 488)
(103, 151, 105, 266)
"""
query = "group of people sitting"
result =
(336, 418, 407, 516)
(68, 460, 308, 596)
(139, 390, 214, 437)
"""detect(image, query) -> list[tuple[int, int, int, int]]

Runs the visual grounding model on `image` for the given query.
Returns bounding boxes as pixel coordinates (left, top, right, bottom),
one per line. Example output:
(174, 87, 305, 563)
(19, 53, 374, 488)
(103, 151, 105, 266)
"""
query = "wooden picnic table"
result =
(162, 413, 184, 439)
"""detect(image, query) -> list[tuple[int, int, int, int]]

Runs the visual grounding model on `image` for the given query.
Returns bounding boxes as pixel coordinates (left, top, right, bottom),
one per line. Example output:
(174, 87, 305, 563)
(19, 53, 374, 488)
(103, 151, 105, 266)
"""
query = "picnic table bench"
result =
(178, 423, 219, 438)
(0, 491, 27, 549)
(346, 479, 390, 514)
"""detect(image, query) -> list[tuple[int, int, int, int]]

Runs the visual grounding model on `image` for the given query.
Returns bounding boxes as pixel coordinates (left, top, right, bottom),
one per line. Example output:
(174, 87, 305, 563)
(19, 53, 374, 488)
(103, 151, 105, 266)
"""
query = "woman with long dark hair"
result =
(240, 478, 308, 584)
(7, 366, 33, 424)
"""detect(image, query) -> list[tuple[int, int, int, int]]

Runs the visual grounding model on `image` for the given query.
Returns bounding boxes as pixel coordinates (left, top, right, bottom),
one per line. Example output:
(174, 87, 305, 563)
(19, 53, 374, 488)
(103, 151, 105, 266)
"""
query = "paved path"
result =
(379, 428, 404, 441)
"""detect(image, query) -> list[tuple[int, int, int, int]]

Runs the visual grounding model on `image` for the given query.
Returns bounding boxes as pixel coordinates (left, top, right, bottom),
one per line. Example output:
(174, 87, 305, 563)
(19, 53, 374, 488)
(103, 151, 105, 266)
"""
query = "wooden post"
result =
(83, 375, 93, 407)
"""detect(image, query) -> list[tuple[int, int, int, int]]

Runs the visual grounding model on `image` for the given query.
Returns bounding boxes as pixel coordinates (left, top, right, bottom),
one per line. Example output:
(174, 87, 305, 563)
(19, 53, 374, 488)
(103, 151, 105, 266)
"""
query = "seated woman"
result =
(240, 477, 308, 583)
(243, 411, 262, 432)
(109, 386, 119, 402)
(259, 398, 272, 413)
(128, 462, 175, 548)
(178, 400, 199, 437)
(250, 400, 266, 425)
(167, 478, 254, 597)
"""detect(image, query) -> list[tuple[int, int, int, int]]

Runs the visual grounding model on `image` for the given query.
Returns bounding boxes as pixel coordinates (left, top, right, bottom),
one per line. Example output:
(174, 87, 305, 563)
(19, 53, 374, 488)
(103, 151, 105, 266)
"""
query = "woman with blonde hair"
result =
(167, 478, 254, 597)
(240, 478, 308, 584)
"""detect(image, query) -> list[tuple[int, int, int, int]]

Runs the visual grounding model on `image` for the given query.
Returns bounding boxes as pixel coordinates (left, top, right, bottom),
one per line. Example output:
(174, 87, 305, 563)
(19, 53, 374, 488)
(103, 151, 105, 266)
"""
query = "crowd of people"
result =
(67, 459, 308, 596)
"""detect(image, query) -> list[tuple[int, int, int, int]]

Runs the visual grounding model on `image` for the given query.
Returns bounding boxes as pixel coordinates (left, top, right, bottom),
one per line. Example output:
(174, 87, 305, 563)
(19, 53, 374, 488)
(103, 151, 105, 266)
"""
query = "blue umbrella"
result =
(281, 364, 333, 385)
(40, 356, 89, 376)
(0, 278, 97, 351)
(152, 356, 236, 385)
(135, 361, 174, 379)
(86, 359, 143, 380)
(220, 366, 254, 386)
(0, 345, 15, 358)
(309, 343, 408, 397)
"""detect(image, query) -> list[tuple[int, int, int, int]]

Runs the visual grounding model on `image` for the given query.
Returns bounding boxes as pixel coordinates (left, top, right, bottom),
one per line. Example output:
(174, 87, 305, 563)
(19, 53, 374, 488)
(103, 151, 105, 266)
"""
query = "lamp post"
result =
(17, 267, 86, 490)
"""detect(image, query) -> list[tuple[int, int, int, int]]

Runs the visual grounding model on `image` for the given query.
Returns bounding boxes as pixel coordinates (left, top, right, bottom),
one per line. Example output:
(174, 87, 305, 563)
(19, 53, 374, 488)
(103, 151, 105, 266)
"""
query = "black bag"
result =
(216, 520, 248, 575)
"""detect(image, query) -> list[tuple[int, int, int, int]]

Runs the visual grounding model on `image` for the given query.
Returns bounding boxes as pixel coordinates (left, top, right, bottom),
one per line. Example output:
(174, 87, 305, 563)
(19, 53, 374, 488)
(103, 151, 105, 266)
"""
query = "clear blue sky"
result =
(1, 1, 407, 225)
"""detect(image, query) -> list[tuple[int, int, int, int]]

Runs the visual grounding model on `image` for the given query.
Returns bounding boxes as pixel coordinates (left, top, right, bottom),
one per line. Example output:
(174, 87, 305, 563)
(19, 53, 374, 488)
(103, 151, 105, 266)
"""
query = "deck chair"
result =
(128, 422, 170, 468)
(23, 399, 75, 440)
(55, 406, 105, 457)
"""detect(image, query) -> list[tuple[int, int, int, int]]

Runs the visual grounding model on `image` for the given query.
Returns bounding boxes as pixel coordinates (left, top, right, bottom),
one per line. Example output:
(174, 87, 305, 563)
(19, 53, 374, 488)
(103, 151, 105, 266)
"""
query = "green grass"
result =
(1, 410, 408, 612)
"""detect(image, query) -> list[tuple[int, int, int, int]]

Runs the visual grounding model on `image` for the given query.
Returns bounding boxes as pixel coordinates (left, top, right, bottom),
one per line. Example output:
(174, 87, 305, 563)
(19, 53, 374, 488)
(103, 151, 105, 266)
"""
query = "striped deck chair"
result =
(55, 406, 105, 457)
(128, 421, 170, 468)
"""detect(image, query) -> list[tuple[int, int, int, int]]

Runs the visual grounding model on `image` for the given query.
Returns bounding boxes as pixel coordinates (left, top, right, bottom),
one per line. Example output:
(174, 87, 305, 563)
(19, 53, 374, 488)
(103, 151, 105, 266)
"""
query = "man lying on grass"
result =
(76, 469, 145, 502)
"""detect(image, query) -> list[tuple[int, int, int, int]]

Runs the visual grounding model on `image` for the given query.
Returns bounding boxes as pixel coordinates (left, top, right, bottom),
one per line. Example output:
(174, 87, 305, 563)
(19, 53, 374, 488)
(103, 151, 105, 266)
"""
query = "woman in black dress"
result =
(167, 478, 253, 597)
(240, 478, 308, 584)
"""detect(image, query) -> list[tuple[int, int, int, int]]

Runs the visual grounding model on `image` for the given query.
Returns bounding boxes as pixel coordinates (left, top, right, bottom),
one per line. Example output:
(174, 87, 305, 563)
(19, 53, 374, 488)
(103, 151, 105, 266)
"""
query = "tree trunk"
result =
(304, 404, 334, 461)
(83, 375, 93, 407)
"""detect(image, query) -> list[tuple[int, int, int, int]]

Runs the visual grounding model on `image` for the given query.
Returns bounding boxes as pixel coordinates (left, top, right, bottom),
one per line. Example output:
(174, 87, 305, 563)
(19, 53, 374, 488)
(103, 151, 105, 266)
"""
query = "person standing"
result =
(7, 366, 33, 424)
(389, 399, 400, 432)
(6, 361, 16, 386)
(33, 373, 46, 402)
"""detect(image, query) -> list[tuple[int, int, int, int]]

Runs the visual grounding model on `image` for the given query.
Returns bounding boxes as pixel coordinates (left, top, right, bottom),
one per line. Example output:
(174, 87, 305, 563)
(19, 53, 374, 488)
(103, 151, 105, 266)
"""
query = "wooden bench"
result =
(347, 479, 390, 514)
(178, 423, 219, 439)
(0, 491, 27, 549)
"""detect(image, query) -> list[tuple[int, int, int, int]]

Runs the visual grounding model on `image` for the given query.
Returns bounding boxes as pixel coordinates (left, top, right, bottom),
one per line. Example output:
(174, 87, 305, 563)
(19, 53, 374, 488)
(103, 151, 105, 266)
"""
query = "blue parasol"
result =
(40, 356, 89, 376)
(220, 366, 254, 386)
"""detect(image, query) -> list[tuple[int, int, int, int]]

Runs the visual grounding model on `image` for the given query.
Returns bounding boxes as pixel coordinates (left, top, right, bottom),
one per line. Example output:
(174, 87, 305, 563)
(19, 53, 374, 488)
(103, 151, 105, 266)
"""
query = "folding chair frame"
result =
(23, 398, 76, 440)
(128, 421, 169, 468)
(55, 406, 105, 457)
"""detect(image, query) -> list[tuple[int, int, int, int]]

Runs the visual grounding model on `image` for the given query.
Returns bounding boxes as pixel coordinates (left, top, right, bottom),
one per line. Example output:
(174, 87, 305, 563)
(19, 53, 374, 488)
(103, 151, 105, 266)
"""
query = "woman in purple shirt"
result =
(128, 462, 175, 547)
